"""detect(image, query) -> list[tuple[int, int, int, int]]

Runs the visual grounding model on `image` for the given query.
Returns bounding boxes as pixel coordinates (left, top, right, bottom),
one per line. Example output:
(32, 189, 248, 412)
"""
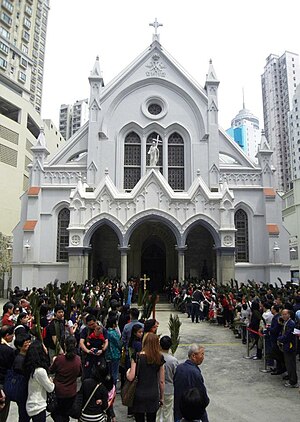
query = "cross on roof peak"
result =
(149, 18, 163, 42)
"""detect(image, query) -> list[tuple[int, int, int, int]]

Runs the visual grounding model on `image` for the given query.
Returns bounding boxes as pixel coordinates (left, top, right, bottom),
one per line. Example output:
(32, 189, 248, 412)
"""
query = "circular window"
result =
(148, 103, 162, 115)
(141, 96, 168, 120)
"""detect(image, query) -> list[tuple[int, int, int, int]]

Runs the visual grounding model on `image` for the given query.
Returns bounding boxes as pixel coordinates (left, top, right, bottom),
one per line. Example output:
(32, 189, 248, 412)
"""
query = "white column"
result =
(176, 245, 187, 282)
(118, 246, 130, 285)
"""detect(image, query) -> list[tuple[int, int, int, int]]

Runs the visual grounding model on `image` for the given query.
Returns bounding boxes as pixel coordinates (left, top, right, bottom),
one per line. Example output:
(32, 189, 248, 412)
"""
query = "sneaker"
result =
(252, 356, 262, 360)
(284, 382, 299, 388)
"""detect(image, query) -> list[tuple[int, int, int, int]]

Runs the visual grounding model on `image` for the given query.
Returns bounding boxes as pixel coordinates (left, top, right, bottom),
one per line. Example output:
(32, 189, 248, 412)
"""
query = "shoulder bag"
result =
(121, 355, 140, 407)
(69, 382, 102, 420)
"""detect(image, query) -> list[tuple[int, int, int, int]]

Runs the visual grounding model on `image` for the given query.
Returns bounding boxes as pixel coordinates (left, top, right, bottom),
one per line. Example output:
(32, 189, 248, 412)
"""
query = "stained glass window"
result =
(148, 103, 162, 115)
(124, 132, 141, 190)
(234, 209, 249, 262)
(57, 208, 70, 262)
(168, 132, 184, 190)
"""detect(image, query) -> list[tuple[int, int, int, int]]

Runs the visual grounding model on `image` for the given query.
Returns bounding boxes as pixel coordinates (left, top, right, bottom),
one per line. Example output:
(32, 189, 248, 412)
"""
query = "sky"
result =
(41, 0, 300, 131)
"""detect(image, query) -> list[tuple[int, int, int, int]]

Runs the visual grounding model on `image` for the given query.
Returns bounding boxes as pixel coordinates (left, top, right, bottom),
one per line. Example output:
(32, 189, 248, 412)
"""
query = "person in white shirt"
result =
(156, 335, 178, 422)
(24, 340, 54, 421)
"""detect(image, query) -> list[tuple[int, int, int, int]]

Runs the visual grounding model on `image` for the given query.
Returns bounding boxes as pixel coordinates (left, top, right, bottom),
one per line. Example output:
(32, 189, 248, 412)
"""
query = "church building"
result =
(12, 23, 290, 290)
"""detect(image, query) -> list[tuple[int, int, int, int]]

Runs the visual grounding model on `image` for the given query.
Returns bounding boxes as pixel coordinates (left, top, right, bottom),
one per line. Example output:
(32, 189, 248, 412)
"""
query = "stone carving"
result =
(220, 172, 262, 186)
(223, 235, 233, 246)
(148, 134, 161, 166)
(146, 54, 166, 77)
(71, 235, 81, 246)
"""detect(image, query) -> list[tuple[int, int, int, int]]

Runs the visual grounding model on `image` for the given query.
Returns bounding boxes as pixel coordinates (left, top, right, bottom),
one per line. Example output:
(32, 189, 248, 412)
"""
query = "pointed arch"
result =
(124, 131, 141, 190)
(234, 209, 249, 262)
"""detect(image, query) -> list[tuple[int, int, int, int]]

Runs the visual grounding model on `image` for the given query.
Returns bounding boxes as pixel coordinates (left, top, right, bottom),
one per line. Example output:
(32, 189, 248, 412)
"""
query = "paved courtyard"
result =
(1, 298, 299, 421)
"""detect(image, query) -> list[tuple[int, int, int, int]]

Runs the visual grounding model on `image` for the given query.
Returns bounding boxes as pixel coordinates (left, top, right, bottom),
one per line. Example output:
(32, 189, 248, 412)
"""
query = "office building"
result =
(226, 101, 260, 163)
(59, 99, 89, 140)
(261, 51, 300, 192)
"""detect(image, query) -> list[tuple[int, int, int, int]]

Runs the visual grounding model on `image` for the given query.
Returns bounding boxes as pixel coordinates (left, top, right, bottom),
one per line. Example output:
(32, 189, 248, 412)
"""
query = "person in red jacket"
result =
(1, 303, 14, 327)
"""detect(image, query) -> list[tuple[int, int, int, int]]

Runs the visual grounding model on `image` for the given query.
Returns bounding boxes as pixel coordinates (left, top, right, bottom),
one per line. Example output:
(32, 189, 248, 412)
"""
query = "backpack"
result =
(4, 369, 28, 402)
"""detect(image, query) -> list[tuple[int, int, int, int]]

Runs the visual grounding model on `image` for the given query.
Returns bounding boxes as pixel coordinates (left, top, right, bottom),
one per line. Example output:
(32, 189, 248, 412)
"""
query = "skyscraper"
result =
(226, 99, 260, 163)
(59, 99, 89, 140)
(0, 0, 65, 237)
(289, 84, 300, 181)
(0, 0, 50, 114)
(261, 51, 300, 192)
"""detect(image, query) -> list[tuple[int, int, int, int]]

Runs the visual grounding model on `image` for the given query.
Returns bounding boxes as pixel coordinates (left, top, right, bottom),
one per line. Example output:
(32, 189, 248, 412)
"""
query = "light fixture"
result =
(290, 247, 296, 253)
(273, 242, 280, 251)
(24, 240, 31, 249)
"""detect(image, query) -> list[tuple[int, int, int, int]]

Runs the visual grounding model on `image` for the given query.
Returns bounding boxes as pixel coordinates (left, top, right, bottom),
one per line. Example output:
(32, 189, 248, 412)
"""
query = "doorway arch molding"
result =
(124, 210, 182, 246)
(182, 215, 220, 247)
(83, 214, 124, 247)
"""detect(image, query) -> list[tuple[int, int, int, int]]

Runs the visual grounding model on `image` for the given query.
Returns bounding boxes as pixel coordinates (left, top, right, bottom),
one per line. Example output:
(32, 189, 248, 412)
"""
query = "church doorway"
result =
(141, 238, 165, 292)
(185, 224, 216, 280)
(128, 221, 177, 292)
(89, 225, 120, 280)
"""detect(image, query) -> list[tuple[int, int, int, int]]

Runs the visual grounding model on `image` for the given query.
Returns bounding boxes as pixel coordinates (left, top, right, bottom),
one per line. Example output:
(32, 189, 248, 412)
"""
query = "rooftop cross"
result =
(149, 18, 163, 42)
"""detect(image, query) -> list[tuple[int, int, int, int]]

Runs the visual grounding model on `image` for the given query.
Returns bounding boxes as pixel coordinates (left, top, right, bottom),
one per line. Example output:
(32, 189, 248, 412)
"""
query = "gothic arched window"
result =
(234, 209, 249, 262)
(124, 132, 141, 190)
(168, 132, 184, 190)
(146, 132, 163, 172)
(56, 208, 70, 262)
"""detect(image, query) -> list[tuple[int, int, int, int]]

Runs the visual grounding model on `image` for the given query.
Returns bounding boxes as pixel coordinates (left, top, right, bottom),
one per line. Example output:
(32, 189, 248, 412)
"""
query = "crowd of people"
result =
(0, 277, 299, 422)
(170, 278, 300, 389)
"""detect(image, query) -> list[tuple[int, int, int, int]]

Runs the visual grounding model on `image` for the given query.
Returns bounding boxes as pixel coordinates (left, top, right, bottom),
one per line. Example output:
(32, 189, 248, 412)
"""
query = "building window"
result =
(234, 209, 249, 262)
(23, 17, 31, 29)
(56, 208, 70, 262)
(0, 56, 7, 69)
(2, 1, 14, 13)
(1, 12, 12, 26)
(0, 26, 10, 39)
(124, 131, 141, 190)
(148, 103, 162, 115)
(18, 70, 26, 82)
(0, 41, 9, 54)
(168, 132, 184, 190)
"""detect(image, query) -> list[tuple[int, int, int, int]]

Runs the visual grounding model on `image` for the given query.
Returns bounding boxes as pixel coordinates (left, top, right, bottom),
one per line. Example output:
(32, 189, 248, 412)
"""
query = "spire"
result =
(36, 127, 46, 147)
(149, 18, 163, 42)
(89, 56, 104, 86)
(242, 87, 245, 109)
(206, 59, 219, 83)
(259, 129, 271, 150)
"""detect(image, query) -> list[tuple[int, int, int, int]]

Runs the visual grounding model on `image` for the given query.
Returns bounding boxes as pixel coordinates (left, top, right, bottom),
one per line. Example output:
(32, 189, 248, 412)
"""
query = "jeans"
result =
(109, 360, 120, 386)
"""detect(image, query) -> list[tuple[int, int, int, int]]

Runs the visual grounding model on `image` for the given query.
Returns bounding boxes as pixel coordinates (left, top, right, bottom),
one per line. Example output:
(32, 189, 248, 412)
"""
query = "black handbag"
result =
(121, 355, 140, 407)
(46, 391, 58, 413)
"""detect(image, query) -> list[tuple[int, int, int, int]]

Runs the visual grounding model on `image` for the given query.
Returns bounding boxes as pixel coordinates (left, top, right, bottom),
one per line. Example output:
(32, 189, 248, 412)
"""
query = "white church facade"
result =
(12, 28, 290, 289)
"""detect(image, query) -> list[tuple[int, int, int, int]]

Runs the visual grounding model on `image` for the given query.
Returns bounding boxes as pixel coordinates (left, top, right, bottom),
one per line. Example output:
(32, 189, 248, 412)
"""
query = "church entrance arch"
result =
(128, 221, 177, 292)
(185, 224, 216, 280)
(89, 224, 120, 280)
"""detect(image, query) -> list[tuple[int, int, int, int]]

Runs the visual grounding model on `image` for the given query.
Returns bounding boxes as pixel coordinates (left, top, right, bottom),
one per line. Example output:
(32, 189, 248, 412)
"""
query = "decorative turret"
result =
(88, 56, 103, 121)
(256, 129, 274, 187)
(205, 60, 220, 191)
(29, 127, 50, 186)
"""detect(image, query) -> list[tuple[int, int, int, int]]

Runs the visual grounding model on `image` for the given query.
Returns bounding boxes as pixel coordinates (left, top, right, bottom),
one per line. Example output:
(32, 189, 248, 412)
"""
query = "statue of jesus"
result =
(148, 135, 161, 166)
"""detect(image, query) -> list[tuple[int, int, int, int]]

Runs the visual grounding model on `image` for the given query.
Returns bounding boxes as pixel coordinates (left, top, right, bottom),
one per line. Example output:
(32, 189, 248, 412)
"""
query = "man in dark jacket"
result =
(174, 344, 209, 422)
(0, 326, 15, 422)
(277, 309, 298, 387)
(269, 305, 286, 375)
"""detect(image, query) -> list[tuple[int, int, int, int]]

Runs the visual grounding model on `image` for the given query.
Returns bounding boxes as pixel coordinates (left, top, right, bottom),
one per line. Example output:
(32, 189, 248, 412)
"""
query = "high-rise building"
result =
(261, 51, 300, 192)
(226, 100, 260, 163)
(0, 0, 50, 114)
(289, 84, 300, 181)
(0, 0, 65, 237)
(59, 99, 89, 140)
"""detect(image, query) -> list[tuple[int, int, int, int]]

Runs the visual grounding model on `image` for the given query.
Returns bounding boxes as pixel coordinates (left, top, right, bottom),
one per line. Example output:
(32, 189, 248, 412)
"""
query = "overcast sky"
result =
(41, 0, 300, 131)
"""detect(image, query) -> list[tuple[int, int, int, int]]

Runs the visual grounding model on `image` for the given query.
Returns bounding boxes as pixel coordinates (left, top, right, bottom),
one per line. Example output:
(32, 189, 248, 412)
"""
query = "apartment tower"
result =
(261, 51, 300, 192)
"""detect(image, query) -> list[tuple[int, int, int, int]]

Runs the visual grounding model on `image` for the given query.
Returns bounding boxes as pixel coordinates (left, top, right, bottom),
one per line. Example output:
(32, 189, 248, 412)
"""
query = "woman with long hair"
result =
(14, 312, 30, 338)
(24, 340, 55, 422)
(49, 336, 82, 422)
(126, 332, 165, 422)
(79, 362, 109, 422)
(128, 323, 143, 358)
